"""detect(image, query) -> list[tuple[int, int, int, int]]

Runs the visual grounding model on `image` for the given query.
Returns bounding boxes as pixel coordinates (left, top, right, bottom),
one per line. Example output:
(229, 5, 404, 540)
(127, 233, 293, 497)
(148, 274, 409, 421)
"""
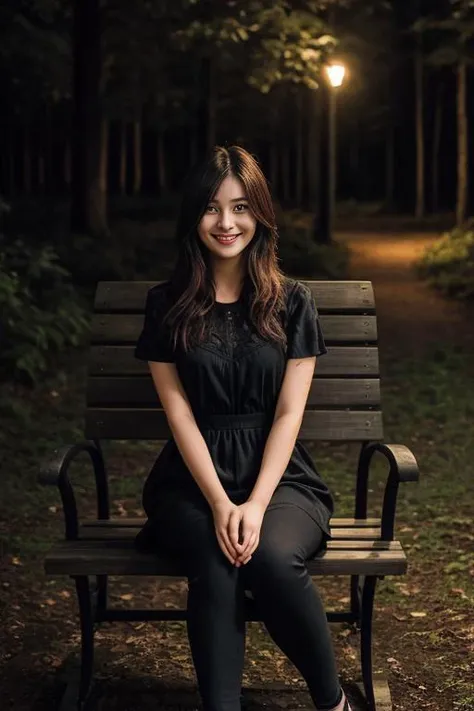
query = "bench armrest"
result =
(38, 441, 108, 540)
(356, 442, 419, 541)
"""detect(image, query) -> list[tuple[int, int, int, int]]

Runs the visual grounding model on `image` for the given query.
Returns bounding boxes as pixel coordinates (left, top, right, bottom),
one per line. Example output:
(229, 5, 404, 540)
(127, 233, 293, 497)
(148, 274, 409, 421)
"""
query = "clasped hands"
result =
(211, 498, 266, 567)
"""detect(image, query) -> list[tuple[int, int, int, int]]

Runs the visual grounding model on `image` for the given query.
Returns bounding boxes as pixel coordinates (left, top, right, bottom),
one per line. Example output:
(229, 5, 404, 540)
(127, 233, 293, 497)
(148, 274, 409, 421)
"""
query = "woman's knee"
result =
(186, 527, 239, 601)
(247, 536, 305, 582)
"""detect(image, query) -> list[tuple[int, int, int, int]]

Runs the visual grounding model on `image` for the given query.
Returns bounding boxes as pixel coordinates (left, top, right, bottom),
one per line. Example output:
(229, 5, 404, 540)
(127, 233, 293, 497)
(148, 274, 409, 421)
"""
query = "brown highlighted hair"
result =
(164, 145, 289, 353)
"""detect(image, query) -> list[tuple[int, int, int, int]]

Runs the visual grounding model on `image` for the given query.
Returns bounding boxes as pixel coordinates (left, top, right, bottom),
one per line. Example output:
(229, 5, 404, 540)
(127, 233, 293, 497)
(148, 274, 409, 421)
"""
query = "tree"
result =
(70, 0, 108, 236)
(414, 0, 474, 225)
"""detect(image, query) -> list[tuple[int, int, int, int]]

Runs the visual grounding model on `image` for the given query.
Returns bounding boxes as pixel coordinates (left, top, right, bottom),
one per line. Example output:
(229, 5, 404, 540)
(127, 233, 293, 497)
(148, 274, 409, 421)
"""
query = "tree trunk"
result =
(71, 0, 108, 236)
(99, 118, 108, 201)
(415, 44, 425, 218)
(119, 121, 127, 196)
(197, 55, 215, 158)
(385, 123, 395, 210)
(64, 139, 72, 189)
(190, 128, 198, 165)
(282, 144, 291, 206)
(295, 90, 303, 209)
(456, 59, 468, 226)
(8, 124, 15, 197)
(432, 81, 443, 214)
(207, 57, 216, 152)
(157, 129, 166, 193)
(269, 137, 278, 196)
(133, 119, 142, 195)
(38, 153, 45, 194)
(307, 89, 320, 215)
(23, 124, 32, 195)
(349, 121, 359, 201)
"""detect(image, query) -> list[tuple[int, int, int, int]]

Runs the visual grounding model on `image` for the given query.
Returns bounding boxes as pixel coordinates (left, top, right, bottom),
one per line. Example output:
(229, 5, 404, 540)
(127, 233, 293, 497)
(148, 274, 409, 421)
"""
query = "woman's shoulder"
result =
(282, 277, 311, 307)
(146, 280, 173, 306)
(147, 279, 172, 297)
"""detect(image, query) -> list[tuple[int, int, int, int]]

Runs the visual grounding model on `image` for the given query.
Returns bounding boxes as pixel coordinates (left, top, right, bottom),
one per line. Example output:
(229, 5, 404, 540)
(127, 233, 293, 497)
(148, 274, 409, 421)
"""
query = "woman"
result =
(134, 145, 352, 711)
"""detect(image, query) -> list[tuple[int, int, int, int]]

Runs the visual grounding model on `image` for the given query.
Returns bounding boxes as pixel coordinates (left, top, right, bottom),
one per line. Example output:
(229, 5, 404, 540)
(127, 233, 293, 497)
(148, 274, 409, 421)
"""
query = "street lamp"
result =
(314, 62, 346, 243)
(325, 63, 346, 88)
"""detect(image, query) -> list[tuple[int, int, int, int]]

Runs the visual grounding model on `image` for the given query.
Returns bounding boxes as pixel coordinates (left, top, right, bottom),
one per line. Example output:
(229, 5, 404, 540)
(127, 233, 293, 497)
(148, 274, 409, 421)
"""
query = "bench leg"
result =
(75, 576, 95, 710)
(95, 574, 108, 616)
(350, 574, 361, 624)
(360, 575, 377, 711)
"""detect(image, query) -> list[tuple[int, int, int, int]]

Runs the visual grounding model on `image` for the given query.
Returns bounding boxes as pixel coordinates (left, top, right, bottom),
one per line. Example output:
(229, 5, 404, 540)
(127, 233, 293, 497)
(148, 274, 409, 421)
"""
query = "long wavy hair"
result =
(163, 145, 290, 353)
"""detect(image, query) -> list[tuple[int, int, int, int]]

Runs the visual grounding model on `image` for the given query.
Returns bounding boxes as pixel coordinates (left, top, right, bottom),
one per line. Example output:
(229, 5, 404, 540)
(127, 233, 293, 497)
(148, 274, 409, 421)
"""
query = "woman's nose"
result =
(217, 210, 235, 230)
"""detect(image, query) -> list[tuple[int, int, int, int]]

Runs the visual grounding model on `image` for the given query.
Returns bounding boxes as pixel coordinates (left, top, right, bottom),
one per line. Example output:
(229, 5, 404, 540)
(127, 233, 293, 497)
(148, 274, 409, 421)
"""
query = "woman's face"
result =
(197, 174, 257, 262)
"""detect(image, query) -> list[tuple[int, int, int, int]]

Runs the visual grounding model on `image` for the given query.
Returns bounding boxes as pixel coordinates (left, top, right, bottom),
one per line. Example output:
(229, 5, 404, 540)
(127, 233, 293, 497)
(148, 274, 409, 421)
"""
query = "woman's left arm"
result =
(250, 356, 317, 508)
(233, 357, 317, 565)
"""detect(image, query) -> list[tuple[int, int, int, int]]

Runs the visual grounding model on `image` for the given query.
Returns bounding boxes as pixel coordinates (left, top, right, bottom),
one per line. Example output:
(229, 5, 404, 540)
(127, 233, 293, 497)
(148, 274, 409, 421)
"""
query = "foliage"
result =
(277, 222, 350, 278)
(415, 220, 474, 300)
(412, 0, 474, 66)
(0, 232, 90, 385)
(0, 0, 71, 112)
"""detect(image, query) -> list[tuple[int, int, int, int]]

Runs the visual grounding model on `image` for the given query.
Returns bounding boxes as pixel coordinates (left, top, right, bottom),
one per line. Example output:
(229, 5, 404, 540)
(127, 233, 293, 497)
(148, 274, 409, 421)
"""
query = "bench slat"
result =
(78, 526, 384, 540)
(95, 281, 376, 313)
(89, 345, 380, 377)
(91, 314, 378, 345)
(84, 408, 384, 441)
(44, 539, 407, 576)
(86, 377, 381, 408)
(81, 517, 382, 528)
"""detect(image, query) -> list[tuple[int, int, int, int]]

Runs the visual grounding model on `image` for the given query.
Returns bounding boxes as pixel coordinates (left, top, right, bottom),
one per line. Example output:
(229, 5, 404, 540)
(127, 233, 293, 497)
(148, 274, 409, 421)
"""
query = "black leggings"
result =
(143, 487, 344, 711)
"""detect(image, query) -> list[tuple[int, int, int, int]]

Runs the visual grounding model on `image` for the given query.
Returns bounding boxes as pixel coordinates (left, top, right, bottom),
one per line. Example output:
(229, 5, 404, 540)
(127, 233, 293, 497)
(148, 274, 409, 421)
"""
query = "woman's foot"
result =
(320, 688, 352, 711)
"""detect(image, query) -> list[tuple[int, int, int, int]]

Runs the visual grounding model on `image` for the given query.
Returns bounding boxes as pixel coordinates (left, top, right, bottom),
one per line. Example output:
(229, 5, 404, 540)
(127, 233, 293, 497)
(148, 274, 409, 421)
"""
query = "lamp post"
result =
(314, 62, 346, 244)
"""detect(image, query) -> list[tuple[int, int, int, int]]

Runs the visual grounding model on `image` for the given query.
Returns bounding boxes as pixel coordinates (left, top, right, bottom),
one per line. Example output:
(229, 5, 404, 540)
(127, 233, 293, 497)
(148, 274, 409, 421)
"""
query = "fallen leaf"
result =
(410, 611, 427, 617)
(451, 588, 469, 600)
(120, 593, 133, 601)
(44, 599, 56, 606)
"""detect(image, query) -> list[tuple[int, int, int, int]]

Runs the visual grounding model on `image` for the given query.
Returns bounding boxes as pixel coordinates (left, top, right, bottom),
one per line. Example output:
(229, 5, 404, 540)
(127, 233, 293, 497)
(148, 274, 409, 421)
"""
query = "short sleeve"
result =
(134, 286, 175, 363)
(286, 282, 328, 359)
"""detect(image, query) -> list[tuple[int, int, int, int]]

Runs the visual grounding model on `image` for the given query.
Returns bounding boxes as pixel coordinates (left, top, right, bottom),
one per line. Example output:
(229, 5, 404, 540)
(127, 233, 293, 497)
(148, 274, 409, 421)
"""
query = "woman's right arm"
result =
(148, 361, 226, 508)
(148, 361, 243, 563)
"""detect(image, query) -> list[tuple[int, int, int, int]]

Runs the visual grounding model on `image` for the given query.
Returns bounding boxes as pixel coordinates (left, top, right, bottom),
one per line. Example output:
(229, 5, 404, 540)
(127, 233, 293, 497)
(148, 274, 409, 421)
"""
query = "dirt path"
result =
(336, 231, 474, 360)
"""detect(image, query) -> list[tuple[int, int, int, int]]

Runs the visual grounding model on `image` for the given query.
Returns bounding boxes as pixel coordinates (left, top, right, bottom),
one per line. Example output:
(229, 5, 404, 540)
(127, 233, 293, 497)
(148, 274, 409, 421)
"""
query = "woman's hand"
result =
(211, 498, 244, 566)
(233, 500, 266, 567)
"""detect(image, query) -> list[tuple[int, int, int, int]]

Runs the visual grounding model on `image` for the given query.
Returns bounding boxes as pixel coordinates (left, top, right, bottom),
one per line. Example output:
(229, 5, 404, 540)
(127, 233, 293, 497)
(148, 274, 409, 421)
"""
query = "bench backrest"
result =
(85, 280, 383, 442)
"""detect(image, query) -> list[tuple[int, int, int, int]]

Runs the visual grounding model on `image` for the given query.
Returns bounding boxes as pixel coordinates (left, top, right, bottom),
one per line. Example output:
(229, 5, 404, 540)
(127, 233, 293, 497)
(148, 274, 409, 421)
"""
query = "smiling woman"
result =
(133, 145, 350, 711)
(197, 173, 258, 298)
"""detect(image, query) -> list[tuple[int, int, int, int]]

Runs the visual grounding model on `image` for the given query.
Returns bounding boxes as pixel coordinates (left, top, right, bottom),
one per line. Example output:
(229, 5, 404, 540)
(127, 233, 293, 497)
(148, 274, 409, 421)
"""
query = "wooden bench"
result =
(39, 279, 419, 711)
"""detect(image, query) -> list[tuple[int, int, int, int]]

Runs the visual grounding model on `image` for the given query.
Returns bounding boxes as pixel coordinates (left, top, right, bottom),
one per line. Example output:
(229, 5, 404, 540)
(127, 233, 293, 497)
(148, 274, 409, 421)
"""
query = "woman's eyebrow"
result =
(209, 197, 248, 203)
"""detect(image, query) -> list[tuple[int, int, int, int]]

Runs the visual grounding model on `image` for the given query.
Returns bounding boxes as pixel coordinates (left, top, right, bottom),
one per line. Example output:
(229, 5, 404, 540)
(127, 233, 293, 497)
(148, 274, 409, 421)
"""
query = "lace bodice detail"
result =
(204, 303, 278, 360)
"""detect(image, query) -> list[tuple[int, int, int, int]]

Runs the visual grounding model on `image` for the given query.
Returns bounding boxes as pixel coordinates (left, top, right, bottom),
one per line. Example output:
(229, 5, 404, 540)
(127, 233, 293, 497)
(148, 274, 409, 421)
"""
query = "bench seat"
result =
(44, 517, 407, 577)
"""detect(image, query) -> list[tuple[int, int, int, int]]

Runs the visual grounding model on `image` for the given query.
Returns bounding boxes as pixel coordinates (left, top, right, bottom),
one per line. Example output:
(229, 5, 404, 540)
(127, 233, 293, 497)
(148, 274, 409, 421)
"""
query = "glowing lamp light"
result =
(325, 63, 346, 88)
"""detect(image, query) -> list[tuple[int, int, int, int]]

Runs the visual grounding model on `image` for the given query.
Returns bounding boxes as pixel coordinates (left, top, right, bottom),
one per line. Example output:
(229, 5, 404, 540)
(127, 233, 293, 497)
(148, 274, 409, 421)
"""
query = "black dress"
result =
(134, 277, 335, 548)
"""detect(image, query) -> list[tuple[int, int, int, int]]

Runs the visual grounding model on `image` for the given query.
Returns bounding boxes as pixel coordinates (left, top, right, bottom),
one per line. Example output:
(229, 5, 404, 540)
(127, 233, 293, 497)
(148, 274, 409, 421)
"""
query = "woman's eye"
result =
(206, 205, 217, 213)
(235, 203, 248, 211)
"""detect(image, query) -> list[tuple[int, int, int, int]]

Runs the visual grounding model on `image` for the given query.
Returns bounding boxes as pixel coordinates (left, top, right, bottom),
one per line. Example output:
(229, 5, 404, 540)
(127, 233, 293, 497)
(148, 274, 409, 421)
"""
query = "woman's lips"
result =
(213, 233, 241, 244)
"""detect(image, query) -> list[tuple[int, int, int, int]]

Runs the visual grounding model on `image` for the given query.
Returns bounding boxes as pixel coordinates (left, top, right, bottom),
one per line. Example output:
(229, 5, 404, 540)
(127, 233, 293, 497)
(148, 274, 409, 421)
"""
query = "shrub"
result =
(0, 236, 90, 385)
(277, 224, 350, 279)
(415, 221, 474, 300)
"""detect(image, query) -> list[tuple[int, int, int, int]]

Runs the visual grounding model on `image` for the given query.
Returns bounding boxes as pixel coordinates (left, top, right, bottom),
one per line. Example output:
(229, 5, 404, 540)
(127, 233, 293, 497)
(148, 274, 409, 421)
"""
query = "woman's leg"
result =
(239, 498, 344, 710)
(142, 494, 246, 711)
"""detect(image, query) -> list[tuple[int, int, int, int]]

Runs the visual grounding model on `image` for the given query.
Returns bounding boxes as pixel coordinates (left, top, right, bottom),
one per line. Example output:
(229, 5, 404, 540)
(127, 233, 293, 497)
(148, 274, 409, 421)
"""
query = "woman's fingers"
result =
(238, 524, 253, 554)
(228, 509, 244, 556)
(238, 532, 258, 563)
(237, 530, 256, 561)
(216, 528, 237, 565)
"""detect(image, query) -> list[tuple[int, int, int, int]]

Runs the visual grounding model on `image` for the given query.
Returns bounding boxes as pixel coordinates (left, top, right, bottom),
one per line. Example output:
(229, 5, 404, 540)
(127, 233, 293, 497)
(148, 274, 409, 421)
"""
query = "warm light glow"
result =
(325, 63, 346, 87)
